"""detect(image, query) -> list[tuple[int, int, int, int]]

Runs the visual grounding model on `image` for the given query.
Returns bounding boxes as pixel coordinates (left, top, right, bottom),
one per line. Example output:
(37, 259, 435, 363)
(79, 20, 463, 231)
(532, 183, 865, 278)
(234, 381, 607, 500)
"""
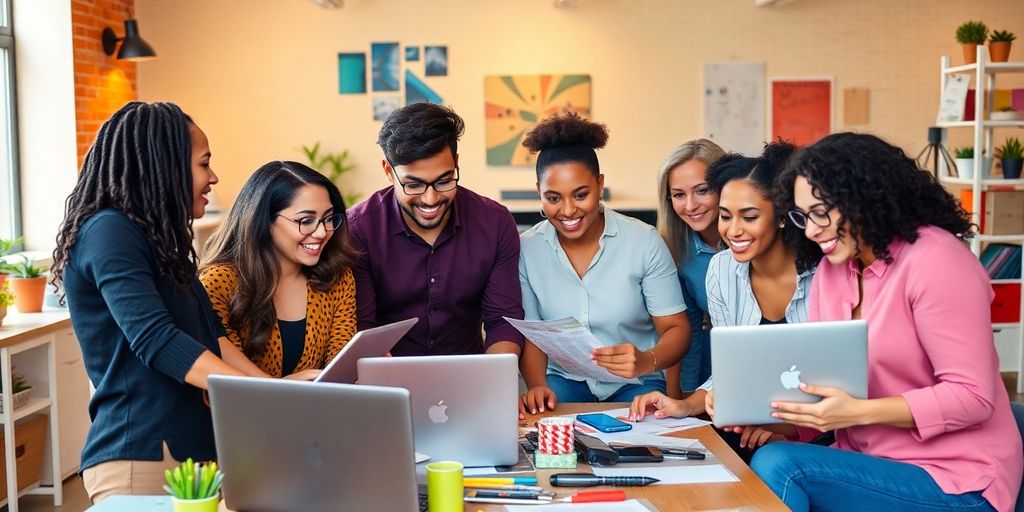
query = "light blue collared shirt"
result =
(519, 208, 686, 400)
(698, 250, 816, 391)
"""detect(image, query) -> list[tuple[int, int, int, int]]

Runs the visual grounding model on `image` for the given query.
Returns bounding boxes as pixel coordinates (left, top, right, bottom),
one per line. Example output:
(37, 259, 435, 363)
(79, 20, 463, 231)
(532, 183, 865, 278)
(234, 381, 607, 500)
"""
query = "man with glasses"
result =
(347, 103, 525, 356)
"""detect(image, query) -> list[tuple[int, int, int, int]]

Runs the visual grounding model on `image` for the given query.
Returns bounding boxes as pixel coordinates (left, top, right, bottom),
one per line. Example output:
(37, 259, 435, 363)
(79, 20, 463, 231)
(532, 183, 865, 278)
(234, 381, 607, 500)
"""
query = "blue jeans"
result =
(546, 373, 665, 403)
(751, 442, 995, 512)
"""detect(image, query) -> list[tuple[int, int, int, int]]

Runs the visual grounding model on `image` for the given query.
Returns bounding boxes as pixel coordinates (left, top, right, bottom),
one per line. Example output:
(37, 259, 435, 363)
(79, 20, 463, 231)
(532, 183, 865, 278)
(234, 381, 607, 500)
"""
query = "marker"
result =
(466, 490, 546, 500)
(555, 490, 627, 503)
(661, 449, 707, 460)
(462, 476, 537, 486)
(549, 473, 659, 487)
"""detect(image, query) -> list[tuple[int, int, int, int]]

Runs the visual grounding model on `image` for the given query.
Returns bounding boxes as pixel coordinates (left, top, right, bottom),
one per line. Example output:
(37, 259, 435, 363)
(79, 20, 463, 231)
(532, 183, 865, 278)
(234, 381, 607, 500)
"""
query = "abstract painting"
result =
(406, 70, 443, 106)
(373, 97, 400, 121)
(484, 74, 591, 166)
(371, 42, 400, 92)
(337, 53, 366, 94)
(405, 46, 420, 61)
(424, 46, 448, 77)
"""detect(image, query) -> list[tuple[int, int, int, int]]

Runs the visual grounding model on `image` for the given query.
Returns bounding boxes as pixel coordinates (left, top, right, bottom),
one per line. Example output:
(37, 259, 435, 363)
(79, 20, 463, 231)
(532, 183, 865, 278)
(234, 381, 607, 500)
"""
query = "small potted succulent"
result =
(956, 21, 989, 64)
(164, 458, 223, 512)
(8, 256, 46, 313)
(999, 137, 1023, 179)
(992, 107, 1021, 121)
(954, 146, 976, 179)
(0, 368, 33, 413)
(989, 30, 1016, 62)
(0, 281, 13, 327)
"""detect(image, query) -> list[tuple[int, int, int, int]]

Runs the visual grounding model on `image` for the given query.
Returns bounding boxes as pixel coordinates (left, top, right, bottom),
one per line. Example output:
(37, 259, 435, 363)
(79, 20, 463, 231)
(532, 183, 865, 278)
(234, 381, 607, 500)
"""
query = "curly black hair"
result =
(52, 102, 199, 292)
(377, 103, 465, 166)
(521, 112, 608, 181)
(775, 132, 974, 266)
(706, 141, 823, 273)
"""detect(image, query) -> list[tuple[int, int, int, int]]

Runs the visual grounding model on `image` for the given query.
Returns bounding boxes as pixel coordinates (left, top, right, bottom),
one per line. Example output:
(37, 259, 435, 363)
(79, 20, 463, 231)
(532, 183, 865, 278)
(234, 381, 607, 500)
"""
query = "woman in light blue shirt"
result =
(630, 142, 822, 452)
(655, 139, 727, 395)
(517, 113, 689, 417)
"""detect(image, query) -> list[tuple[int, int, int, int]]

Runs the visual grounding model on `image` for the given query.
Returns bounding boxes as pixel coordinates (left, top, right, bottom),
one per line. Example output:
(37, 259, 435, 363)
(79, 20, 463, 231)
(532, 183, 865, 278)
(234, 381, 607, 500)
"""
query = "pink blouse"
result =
(805, 226, 1022, 512)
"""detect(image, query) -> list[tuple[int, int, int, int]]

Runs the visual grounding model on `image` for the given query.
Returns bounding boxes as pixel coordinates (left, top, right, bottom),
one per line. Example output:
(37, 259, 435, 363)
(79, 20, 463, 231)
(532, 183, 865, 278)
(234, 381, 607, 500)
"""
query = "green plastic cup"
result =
(426, 460, 464, 512)
(171, 495, 220, 512)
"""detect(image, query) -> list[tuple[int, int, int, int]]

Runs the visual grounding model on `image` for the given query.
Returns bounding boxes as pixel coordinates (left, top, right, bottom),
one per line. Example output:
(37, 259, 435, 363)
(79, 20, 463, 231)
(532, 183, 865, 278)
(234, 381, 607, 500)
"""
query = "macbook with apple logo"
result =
(709, 320, 868, 427)
(357, 353, 519, 467)
(208, 375, 419, 512)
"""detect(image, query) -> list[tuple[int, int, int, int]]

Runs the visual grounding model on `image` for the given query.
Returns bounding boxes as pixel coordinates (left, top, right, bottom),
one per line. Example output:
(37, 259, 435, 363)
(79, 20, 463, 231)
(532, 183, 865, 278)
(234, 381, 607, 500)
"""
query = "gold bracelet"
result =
(648, 350, 658, 373)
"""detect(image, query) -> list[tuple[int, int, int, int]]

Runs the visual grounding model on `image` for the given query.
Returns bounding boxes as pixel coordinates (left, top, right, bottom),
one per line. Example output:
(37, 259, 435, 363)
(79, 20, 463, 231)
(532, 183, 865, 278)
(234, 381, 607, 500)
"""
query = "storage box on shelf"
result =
(939, 46, 1024, 392)
(0, 415, 46, 503)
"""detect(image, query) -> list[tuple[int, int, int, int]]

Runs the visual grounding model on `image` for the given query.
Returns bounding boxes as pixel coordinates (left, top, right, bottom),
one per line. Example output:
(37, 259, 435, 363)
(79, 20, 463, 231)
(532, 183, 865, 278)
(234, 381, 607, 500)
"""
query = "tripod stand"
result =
(916, 126, 958, 178)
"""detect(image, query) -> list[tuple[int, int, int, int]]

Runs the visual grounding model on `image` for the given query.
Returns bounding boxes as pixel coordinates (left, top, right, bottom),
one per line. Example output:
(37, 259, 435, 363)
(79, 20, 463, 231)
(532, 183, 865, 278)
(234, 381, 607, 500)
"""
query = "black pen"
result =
(661, 449, 706, 460)
(550, 473, 659, 487)
(465, 490, 548, 500)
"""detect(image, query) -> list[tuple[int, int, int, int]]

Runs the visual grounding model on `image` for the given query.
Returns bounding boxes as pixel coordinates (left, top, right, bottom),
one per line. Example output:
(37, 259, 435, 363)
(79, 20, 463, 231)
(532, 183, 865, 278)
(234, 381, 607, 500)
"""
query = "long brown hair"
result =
(655, 138, 726, 264)
(202, 161, 358, 358)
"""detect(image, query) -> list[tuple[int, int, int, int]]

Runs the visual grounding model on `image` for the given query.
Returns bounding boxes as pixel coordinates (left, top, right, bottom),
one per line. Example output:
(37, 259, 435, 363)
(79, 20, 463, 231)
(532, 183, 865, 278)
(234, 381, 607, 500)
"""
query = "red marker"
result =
(556, 490, 627, 503)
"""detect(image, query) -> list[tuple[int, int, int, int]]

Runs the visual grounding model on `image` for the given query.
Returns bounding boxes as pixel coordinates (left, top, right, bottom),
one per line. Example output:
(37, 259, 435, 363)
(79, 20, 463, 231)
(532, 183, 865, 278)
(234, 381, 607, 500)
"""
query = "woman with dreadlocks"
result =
(51, 102, 278, 502)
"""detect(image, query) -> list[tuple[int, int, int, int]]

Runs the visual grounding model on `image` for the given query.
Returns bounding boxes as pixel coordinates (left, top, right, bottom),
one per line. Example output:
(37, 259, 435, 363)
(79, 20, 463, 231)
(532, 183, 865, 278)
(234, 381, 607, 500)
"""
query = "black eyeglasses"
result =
(787, 206, 834, 229)
(387, 158, 459, 195)
(276, 213, 344, 235)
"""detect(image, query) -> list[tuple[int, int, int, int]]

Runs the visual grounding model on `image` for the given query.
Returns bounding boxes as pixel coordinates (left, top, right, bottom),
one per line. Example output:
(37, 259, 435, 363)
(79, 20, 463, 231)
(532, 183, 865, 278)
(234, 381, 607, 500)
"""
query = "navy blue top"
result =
(63, 209, 224, 471)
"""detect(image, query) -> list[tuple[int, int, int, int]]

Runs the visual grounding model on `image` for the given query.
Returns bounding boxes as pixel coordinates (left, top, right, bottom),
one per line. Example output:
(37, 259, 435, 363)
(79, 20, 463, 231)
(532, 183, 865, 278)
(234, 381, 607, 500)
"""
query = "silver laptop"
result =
(315, 317, 418, 383)
(710, 320, 868, 427)
(208, 375, 418, 512)
(357, 354, 519, 467)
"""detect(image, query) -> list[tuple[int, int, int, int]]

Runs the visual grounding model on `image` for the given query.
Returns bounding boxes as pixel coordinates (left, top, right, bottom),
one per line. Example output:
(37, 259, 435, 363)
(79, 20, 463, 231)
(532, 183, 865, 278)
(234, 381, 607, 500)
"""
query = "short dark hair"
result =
(776, 132, 973, 266)
(377, 103, 465, 166)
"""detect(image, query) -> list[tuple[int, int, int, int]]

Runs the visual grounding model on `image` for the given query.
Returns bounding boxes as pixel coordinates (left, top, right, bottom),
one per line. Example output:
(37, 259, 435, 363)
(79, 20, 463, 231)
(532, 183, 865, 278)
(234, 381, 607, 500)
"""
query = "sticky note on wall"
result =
(843, 88, 869, 125)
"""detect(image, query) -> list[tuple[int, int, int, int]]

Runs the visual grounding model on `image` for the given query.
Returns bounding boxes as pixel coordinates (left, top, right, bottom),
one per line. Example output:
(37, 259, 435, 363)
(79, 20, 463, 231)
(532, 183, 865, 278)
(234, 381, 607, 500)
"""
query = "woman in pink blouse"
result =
(747, 133, 1022, 512)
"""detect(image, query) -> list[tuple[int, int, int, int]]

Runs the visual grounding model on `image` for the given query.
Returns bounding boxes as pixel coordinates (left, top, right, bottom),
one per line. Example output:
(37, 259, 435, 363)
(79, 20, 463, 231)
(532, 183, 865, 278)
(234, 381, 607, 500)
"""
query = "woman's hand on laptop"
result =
(628, 391, 702, 421)
(519, 386, 557, 419)
(283, 369, 322, 381)
(770, 382, 863, 432)
(590, 343, 651, 378)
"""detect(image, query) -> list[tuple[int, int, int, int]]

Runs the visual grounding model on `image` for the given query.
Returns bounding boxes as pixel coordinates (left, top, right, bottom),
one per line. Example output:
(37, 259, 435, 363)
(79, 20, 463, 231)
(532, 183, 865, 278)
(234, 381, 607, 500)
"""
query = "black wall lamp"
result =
(102, 19, 156, 61)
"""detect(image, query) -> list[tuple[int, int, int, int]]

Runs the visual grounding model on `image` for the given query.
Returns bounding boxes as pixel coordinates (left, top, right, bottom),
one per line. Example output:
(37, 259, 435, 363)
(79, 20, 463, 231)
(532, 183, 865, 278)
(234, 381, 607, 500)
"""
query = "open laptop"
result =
(357, 354, 519, 467)
(710, 320, 868, 427)
(208, 375, 419, 512)
(315, 317, 418, 383)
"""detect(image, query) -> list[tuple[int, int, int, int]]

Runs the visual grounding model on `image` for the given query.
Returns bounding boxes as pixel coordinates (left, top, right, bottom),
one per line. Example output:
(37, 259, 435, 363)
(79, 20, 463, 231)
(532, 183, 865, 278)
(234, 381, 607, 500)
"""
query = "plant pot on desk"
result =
(172, 495, 220, 512)
(9, 277, 45, 313)
(0, 388, 32, 414)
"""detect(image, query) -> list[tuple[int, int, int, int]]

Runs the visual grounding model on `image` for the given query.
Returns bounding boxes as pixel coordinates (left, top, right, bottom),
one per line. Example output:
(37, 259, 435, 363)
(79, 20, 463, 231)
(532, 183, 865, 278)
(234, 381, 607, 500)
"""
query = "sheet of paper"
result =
(504, 317, 640, 384)
(592, 464, 739, 484)
(599, 407, 711, 434)
(504, 499, 655, 511)
(462, 466, 498, 476)
(605, 433, 701, 450)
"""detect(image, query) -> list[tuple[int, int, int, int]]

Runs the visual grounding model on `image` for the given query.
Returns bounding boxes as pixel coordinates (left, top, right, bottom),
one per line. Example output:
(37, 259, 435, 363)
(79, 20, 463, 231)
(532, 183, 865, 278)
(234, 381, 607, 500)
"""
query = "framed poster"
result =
(703, 62, 765, 156)
(769, 78, 833, 147)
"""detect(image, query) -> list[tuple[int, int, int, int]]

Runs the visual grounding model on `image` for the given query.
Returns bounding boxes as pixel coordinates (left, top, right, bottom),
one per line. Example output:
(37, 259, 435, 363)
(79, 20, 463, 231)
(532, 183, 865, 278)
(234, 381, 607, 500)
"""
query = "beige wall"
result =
(135, 0, 1024, 206)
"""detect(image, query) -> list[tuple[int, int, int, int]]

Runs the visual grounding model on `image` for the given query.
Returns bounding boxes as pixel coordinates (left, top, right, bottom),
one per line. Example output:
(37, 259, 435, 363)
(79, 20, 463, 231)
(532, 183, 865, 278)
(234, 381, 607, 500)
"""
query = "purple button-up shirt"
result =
(347, 186, 525, 356)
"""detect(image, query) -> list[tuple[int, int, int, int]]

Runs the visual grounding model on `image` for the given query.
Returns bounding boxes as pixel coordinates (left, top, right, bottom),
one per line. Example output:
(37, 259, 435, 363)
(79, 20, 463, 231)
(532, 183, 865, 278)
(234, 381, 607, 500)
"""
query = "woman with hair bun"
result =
(517, 113, 689, 418)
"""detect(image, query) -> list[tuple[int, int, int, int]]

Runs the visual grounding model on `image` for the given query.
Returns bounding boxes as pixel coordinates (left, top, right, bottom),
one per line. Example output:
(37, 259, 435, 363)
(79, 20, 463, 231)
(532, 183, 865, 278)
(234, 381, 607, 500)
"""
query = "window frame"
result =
(0, 0, 21, 246)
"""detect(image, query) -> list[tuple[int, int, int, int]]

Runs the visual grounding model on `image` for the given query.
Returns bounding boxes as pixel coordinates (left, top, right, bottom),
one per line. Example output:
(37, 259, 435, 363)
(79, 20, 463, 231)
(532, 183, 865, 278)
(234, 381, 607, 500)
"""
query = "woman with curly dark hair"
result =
(630, 142, 823, 460)
(51, 102, 275, 502)
(750, 133, 1022, 511)
(201, 161, 358, 377)
(517, 113, 689, 417)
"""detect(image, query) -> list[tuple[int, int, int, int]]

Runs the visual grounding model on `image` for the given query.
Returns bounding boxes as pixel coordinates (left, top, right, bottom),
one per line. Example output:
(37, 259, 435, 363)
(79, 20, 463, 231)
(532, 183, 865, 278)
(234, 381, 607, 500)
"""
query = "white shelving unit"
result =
(939, 46, 1024, 393)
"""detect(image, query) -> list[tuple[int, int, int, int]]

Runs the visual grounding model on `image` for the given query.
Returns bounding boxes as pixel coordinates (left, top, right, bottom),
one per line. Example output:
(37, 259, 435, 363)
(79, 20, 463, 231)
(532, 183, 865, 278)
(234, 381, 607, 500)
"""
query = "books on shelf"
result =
(981, 243, 1023, 280)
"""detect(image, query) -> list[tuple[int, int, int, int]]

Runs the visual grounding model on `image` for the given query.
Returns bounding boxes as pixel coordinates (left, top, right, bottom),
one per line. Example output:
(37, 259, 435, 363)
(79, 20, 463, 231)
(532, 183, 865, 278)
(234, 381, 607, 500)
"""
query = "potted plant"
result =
(954, 146, 975, 179)
(0, 368, 33, 413)
(999, 137, 1023, 179)
(164, 458, 223, 512)
(989, 30, 1016, 62)
(956, 21, 989, 64)
(298, 142, 362, 206)
(0, 237, 21, 287)
(992, 107, 1021, 121)
(0, 281, 13, 327)
(8, 256, 46, 313)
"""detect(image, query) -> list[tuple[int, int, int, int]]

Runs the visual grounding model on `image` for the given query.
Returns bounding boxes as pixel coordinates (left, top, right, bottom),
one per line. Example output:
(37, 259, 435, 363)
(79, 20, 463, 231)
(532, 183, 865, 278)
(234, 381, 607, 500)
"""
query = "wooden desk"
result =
(474, 403, 787, 511)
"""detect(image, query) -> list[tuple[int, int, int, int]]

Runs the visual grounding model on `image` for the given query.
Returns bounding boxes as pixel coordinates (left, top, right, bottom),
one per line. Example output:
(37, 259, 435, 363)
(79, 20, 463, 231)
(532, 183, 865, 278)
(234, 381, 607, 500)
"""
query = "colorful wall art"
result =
(770, 78, 833, 147)
(405, 46, 420, 61)
(703, 62, 765, 156)
(484, 74, 592, 166)
(406, 70, 443, 105)
(337, 53, 366, 94)
(371, 42, 400, 92)
(373, 97, 401, 121)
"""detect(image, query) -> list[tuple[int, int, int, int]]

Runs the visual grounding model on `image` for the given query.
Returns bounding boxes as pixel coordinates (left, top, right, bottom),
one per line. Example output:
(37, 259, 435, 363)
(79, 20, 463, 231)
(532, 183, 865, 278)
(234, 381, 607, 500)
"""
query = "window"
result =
(0, 0, 19, 243)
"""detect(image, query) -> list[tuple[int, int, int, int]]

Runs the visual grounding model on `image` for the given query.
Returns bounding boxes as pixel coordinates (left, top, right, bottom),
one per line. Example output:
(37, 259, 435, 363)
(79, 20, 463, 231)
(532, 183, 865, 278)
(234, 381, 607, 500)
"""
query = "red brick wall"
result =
(71, 0, 137, 167)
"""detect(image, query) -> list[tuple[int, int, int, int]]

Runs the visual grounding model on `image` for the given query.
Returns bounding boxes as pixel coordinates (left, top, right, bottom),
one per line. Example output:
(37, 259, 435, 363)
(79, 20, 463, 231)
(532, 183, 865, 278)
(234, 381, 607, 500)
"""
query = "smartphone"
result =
(576, 413, 633, 433)
(612, 445, 664, 463)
